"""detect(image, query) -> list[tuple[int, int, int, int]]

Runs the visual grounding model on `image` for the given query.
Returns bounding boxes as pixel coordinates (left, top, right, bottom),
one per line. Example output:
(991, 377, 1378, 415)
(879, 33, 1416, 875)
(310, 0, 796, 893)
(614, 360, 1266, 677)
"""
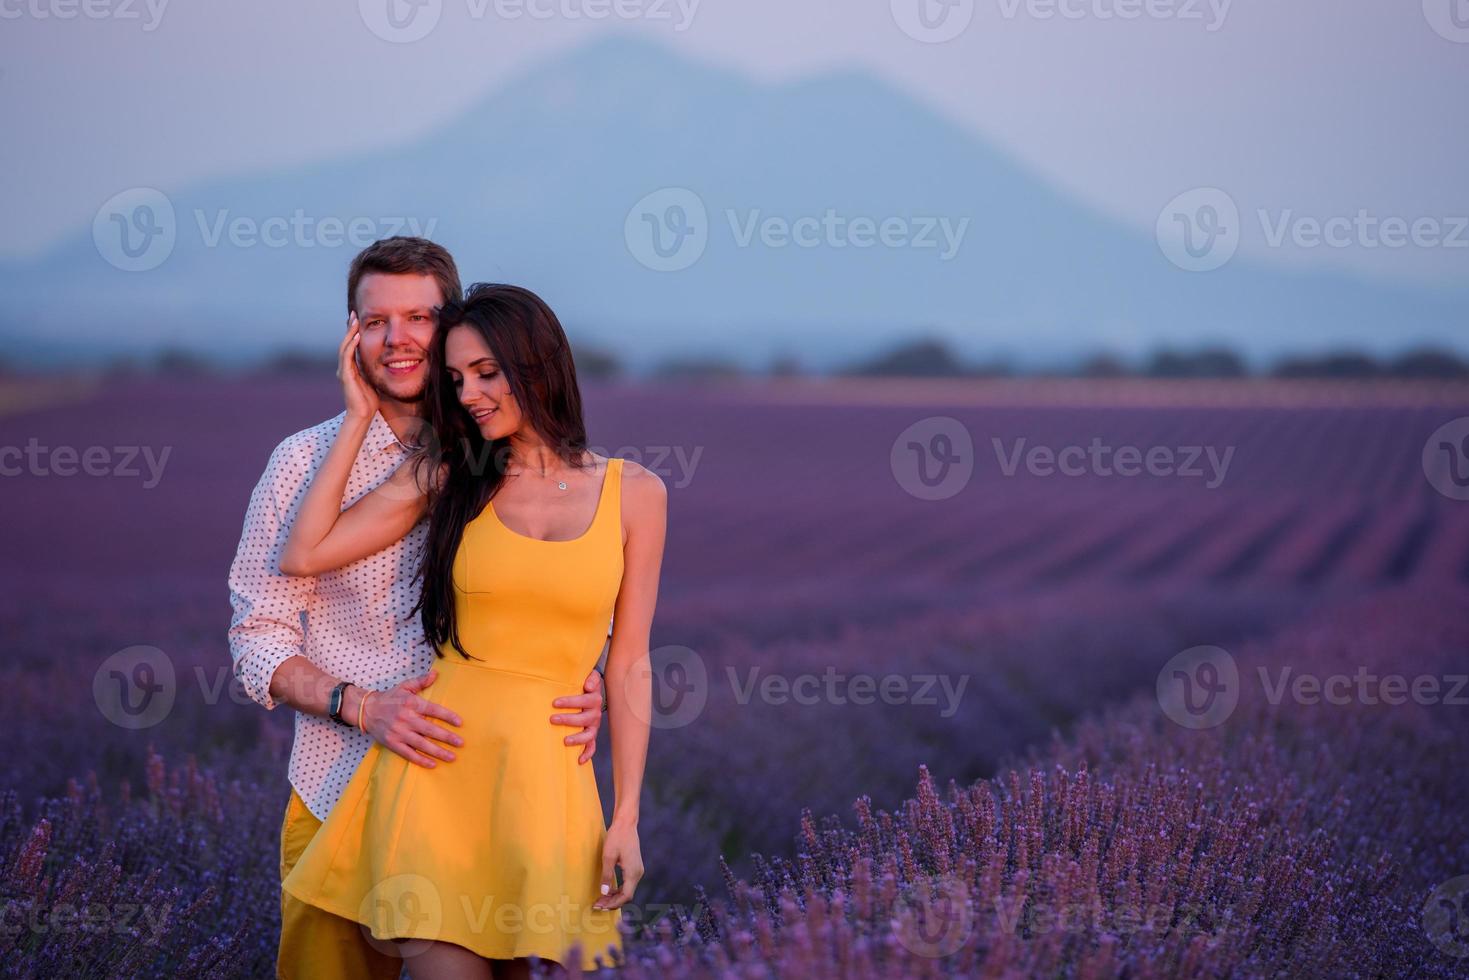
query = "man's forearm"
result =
(268, 654, 364, 722)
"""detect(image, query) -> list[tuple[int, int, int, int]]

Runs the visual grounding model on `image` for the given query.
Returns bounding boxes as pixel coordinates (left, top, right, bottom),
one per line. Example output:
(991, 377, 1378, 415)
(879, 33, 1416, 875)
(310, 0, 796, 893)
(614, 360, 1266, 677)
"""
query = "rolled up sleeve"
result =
(228, 440, 315, 710)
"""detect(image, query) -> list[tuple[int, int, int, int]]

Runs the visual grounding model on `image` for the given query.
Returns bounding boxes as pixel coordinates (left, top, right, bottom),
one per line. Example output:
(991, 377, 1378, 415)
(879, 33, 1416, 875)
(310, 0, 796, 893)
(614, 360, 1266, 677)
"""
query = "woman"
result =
(278, 283, 664, 978)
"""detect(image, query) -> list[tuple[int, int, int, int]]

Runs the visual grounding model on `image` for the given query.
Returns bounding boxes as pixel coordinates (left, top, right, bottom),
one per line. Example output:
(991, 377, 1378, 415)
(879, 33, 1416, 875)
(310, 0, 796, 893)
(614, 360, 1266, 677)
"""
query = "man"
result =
(228, 236, 607, 980)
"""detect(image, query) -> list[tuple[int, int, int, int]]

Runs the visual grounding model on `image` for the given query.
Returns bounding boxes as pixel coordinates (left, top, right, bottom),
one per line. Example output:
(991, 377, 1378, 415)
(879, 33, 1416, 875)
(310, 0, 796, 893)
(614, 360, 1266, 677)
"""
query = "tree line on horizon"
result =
(7, 336, 1468, 382)
(828, 337, 1469, 381)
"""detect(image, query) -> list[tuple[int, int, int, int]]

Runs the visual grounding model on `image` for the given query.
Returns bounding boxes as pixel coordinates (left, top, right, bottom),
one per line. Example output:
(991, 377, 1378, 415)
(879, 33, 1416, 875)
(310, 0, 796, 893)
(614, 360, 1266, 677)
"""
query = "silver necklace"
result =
(510, 455, 575, 490)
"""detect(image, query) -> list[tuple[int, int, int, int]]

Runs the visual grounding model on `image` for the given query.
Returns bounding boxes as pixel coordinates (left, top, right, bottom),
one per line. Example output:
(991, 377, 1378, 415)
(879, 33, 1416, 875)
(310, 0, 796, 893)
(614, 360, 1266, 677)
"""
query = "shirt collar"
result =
(363, 409, 415, 455)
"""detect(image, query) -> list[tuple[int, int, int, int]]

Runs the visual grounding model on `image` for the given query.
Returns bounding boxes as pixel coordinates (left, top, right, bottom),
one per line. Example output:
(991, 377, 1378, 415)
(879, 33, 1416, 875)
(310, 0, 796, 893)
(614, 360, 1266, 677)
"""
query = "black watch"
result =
(327, 681, 354, 728)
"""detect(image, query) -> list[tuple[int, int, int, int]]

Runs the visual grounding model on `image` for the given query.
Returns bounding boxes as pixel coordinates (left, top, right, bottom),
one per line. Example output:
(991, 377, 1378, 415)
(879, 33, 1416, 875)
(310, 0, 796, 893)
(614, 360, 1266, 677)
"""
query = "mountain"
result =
(2, 35, 1465, 371)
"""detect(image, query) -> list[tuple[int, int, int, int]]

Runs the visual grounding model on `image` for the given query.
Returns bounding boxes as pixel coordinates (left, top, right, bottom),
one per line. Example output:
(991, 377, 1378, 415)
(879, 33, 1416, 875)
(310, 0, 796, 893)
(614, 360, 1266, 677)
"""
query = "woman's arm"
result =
(278, 316, 434, 576)
(594, 459, 667, 911)
(278, 432, 433, 576)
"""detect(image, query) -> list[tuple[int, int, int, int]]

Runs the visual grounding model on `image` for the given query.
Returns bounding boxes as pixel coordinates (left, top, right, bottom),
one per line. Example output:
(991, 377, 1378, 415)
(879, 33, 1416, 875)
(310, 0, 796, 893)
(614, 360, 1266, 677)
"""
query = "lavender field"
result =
(2, 375, 1468, 978)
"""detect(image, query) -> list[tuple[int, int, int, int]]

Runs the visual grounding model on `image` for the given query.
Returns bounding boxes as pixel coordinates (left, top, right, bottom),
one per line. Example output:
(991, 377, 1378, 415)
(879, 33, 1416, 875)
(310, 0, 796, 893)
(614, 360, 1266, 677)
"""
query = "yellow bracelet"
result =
(357, 690, 372, 732)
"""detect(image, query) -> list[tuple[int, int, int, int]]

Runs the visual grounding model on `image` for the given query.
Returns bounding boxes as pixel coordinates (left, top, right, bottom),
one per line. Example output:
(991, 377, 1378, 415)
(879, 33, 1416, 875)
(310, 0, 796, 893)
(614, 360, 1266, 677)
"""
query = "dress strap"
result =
(599, 457, 623, 539)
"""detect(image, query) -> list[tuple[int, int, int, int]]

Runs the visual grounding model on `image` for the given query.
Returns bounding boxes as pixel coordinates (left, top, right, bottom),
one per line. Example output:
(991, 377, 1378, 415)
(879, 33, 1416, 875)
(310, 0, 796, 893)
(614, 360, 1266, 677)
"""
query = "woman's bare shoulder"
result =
(616, 456, 667, 512)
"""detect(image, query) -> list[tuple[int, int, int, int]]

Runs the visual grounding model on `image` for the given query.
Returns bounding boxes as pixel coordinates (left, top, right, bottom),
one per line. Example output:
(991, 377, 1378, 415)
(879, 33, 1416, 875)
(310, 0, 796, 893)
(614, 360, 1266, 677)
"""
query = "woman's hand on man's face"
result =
(337, 312, 380, 422)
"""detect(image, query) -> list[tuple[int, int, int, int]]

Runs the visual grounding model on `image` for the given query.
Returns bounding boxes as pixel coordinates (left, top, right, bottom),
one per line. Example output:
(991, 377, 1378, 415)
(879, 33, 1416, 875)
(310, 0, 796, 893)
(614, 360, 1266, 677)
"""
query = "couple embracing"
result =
(227, 236, 665, 978)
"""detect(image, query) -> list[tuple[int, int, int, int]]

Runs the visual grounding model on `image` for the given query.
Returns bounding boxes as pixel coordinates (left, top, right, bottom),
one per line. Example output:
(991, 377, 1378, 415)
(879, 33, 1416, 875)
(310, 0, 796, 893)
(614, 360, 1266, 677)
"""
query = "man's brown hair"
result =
(347, 236, 463, 313)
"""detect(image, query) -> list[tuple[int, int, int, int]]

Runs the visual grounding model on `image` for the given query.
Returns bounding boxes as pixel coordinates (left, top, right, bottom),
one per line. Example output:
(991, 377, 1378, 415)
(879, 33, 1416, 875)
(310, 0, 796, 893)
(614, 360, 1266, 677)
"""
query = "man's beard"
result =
(366, 368, 427, 405)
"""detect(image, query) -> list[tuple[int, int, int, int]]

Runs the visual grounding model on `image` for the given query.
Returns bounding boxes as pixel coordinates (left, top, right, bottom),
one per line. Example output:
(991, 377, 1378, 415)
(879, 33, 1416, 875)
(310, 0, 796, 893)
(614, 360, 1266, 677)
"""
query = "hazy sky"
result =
(3, 0, 1466, 285)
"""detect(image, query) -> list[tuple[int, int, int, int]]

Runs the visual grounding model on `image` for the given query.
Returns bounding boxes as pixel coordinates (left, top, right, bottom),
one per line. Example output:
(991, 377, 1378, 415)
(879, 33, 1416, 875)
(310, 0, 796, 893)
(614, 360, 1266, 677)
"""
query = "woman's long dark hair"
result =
(409, 283, 590, 659)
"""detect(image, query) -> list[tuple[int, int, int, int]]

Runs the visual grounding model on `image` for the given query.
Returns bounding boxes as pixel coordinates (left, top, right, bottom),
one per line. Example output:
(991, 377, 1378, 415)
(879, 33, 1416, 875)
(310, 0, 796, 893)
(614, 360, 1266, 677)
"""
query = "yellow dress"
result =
(282, 457, 626, 971)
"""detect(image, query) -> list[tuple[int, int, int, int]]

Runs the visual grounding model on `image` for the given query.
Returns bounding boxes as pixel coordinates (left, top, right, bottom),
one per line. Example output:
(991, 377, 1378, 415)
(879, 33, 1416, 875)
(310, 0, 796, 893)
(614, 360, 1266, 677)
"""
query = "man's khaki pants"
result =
(277, 788, 403, 980)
